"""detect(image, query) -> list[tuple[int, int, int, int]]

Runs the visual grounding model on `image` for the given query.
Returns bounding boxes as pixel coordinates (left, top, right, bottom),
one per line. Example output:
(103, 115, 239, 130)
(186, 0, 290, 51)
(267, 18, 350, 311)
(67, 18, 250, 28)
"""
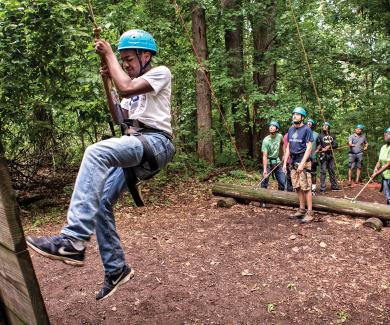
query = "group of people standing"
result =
(261, 106, 390, 222)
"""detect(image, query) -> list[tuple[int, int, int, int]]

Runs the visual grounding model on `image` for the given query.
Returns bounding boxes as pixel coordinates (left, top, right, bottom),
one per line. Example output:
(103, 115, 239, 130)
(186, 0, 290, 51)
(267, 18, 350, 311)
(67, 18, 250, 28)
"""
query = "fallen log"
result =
(216, 197, 237, 208)
(212, 183, 390, 220)
(363, 217, 383, 231)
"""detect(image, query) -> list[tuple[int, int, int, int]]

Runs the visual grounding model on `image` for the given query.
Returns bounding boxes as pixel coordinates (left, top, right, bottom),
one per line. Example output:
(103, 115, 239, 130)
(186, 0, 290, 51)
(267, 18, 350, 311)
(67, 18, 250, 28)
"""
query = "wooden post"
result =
(0, 157, 50, 325)
(212, 183, 390, 220)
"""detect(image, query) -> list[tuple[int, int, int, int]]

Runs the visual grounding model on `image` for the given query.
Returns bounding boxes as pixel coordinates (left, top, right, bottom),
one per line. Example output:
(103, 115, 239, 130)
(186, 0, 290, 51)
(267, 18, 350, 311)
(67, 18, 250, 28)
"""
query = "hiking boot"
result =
(331, 187, 342, 192)
(320, 190, 326, 194)
(300, 211, 314, 224)
(96, 265, 134, 301)
(26, 234, 85, 266)
(288, 209, 305, 220)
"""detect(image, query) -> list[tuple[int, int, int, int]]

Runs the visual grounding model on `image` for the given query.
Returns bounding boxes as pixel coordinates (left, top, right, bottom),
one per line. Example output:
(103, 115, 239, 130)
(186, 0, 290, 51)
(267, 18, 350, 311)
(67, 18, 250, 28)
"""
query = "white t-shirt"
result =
(121, 66, 172, 135)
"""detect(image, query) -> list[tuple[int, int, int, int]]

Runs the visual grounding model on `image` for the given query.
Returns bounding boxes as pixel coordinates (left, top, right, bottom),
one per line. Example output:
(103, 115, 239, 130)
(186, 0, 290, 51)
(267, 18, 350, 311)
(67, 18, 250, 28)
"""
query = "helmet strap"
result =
(136, 50, 151, 77)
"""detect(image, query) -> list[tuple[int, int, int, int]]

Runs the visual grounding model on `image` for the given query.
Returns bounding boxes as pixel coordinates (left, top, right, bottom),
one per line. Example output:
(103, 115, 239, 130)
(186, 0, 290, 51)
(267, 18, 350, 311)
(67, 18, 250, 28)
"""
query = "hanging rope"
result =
(171, 0, 246, 171)
(287, 0, 348, 198)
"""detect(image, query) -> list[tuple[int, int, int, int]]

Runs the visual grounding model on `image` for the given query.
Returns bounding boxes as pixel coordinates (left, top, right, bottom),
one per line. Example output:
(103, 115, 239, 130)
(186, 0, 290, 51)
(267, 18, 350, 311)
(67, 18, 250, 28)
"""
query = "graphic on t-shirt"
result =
(122, 94, 147, 117)
(323, 135, 333, 145)
(290, 129, 302, 143)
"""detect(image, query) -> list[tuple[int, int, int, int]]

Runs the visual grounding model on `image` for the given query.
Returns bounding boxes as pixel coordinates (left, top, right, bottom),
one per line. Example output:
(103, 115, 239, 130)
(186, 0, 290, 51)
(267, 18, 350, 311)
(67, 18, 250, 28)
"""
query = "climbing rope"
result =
(287, 0, 348, 198)
(172, 0, 246, 171)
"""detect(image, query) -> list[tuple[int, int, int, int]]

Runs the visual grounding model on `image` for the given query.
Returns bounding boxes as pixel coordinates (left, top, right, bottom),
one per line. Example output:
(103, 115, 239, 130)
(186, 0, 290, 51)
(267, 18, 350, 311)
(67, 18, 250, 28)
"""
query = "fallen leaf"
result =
(111, 306, 117, 311)
(320, 242, 327, 248)
(289, 235, 297, 240)
(292, 246, 300, 252)
(241, 269, 253, 276)
(250, 283, 260, 292)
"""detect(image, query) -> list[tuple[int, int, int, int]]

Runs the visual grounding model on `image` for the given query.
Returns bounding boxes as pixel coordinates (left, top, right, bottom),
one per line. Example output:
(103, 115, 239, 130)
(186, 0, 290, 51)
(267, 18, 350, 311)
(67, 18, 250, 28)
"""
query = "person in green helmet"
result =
(371, 127, 390, 205)
(261, 121, 285, 191)
(317, 121, 341, 193)
(26, 29, 175, 300)
(283, 107, 315, 223)
(348, 124, 368, 185)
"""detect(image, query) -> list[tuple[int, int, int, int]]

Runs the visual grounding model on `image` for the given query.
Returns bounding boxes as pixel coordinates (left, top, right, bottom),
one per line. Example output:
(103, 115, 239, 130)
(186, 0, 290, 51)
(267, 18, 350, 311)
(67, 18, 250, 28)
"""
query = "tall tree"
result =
(221, 0, 251, 157)
(191, 2, 214, 163)
(249, 1, 277, 161)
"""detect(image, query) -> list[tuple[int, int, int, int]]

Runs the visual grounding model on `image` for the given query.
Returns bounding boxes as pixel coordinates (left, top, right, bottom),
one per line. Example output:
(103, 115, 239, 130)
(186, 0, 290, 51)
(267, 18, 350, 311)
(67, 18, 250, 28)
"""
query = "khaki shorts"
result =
(291, 162, 312, 191)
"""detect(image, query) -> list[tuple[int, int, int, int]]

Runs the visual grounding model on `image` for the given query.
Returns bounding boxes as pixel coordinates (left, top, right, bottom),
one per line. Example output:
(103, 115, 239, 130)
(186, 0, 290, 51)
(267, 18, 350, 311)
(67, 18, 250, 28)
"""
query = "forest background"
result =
(0, 0, 389, 189)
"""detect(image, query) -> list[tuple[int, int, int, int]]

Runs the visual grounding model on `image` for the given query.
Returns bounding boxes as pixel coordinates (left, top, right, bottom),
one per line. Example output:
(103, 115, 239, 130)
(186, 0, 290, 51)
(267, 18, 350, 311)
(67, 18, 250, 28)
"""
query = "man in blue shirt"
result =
(283, 107, 314, 223)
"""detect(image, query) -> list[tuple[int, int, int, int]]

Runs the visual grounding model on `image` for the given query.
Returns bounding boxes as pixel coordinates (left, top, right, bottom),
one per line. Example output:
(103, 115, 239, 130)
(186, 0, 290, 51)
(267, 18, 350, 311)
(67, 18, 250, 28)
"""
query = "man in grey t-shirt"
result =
(348, 124, 368, 185)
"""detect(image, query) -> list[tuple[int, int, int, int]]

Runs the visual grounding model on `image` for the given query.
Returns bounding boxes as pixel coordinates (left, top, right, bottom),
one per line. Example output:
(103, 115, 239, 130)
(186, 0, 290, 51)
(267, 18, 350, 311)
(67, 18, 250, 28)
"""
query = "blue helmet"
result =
(269, 121, 280, 130)
(322, 121, 331, 127)
(292, 107, 307, 117)
(118, 29, 157, 55)
(355, 124, 365, 130)
(385, 127, 390, 133)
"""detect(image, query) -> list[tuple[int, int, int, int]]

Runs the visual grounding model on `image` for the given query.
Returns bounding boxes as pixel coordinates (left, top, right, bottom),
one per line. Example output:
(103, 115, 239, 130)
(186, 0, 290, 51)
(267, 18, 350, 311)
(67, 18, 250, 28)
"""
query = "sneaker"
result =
(26, 234, 85, 266)
(96, 265, 134, 301)
(288, 209, 305, 220)
(320, 190, 326, 194)
(300, 211, 314, 224)
(312, 190, 316, 196)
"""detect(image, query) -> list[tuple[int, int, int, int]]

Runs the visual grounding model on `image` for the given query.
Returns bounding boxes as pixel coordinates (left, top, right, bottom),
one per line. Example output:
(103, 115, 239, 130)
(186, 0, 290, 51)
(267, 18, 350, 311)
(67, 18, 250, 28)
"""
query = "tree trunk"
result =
(191, 3, 214, 164)
(250, 1, 277, 162)
(221, 0, 252, 157)
(212, 183, 390, 220)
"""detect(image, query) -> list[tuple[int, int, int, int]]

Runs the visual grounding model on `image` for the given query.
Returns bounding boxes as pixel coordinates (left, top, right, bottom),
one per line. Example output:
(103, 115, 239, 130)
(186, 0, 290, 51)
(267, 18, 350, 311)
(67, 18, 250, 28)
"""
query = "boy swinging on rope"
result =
(283, 107, 315, 223)
(26, 30, 175, 300)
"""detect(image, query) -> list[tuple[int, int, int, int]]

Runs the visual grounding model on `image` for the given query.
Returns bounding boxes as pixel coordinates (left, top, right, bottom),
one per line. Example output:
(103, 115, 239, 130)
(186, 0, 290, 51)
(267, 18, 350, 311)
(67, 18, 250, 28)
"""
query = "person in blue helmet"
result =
(283, 107, 315, 223)
(348, 124, 368, 185)
(26, 30, 175, 300)
(371, 127, 390, 206)
(261, 121, 285, 192)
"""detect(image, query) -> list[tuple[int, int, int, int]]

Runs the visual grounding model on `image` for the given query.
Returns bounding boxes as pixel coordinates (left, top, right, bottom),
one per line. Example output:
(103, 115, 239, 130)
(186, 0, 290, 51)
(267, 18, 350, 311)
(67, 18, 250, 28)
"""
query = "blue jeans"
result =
(61, 133, 175, 274)
(384, 179, 390, 205)
(261, 164, 286, 191)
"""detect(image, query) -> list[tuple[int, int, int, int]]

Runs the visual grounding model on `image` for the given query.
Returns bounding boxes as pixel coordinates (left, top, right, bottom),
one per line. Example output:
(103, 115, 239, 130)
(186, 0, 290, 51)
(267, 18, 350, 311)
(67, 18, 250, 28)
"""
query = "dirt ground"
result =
(24, 178, 390, 325)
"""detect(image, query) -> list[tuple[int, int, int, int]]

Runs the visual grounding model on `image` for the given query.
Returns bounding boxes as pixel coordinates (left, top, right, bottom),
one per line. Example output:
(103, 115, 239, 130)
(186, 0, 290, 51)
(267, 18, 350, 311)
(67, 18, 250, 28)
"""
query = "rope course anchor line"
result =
(172, 0, 247, 172)
(287, 0, 353, 200)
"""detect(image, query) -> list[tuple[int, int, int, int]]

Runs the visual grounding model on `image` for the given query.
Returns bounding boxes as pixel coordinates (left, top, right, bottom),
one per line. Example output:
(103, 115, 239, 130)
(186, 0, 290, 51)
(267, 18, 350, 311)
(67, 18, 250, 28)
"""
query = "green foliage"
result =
(0, 0, 388, 180)
(167, 152, 214, 180)
(336, 310, 349, 323)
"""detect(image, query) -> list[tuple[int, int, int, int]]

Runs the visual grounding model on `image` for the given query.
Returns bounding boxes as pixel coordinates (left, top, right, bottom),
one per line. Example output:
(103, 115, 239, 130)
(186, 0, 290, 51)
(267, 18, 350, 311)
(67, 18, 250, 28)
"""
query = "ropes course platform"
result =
(0, 157, 49, 325)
